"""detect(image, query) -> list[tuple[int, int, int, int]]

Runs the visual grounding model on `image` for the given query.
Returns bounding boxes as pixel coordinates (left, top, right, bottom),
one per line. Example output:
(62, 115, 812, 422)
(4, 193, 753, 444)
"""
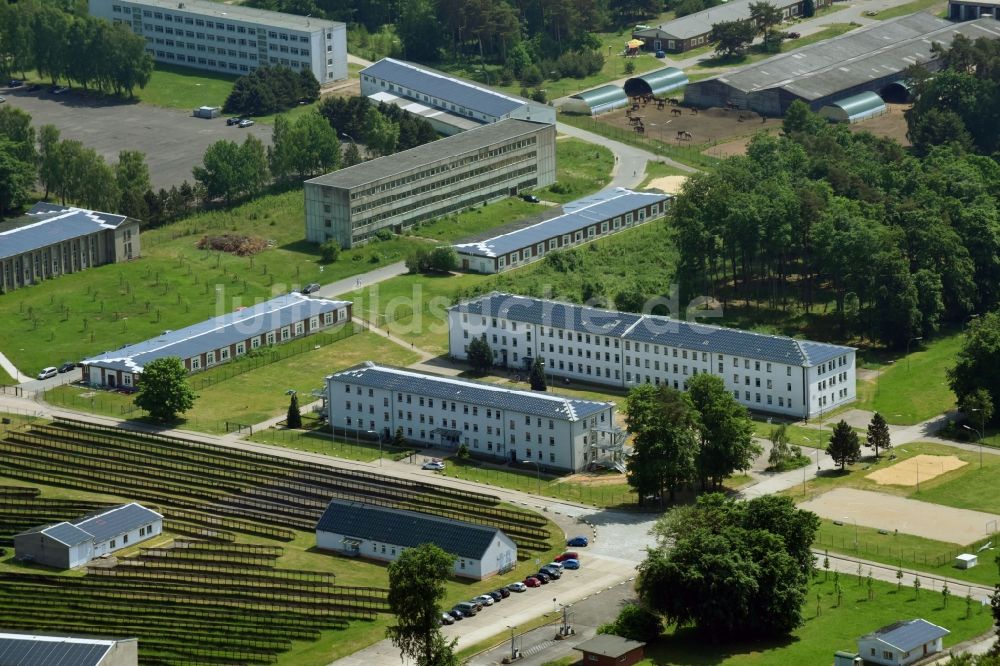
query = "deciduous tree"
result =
(624, 385, 698, 503)
(712, 20, 755, 57)
(529, 358, 546, 391)
(687, 373, 760, 490)
(949, 312, 1000, 423)
(386, 543, 458, 666)
(134, 357, 196, 422)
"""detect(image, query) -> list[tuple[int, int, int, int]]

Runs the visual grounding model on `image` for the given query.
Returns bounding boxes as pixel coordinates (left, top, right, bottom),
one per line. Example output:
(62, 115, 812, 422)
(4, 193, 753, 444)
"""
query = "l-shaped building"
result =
(448, 293, 855, 420)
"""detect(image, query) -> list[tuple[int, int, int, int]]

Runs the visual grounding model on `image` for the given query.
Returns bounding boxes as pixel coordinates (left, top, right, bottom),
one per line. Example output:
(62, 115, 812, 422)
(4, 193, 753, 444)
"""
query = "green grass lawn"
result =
(44, 330, 421, 433)
(640, 160, 691, 187)
(874, 0, 947, 19)
(0, 367, 14, 385)
(134, 63, 237, 111)
(855, 333, 962, 425)
(753, 419, 833, 450)
(410, 198, 544, 243)
(640, 573, 992, 665)
(0, 189, 423, 375)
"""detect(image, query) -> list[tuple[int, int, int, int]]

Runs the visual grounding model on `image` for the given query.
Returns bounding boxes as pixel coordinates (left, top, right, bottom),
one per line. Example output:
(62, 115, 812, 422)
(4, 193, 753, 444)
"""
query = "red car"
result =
(524, 576, 541, 588)
(555, 552, 579, 562)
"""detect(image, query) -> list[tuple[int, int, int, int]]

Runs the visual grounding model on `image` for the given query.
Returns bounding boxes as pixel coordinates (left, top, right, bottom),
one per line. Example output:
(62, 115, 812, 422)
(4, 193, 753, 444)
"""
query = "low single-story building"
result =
(949, 0, 1000, 20)
(857, 619, 949, 666)
(453, 188, 670, 274)
(622, 67, 688, 98)
(14, 503, 163, 569)
(573, 635, 646, 666)
(818, 91, 889, 123)
(81, 293, 351, 389)
(562, 85, 630, 115)
(0, 632, 138, 666)
(315, 499, 517, 579)
(955, 553, 978, 569)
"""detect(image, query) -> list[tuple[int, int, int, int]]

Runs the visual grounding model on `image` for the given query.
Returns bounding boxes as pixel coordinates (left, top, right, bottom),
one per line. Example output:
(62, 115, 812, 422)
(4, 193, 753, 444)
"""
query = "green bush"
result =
(598, 604, 662, 642)
(320, 241, 340, 264)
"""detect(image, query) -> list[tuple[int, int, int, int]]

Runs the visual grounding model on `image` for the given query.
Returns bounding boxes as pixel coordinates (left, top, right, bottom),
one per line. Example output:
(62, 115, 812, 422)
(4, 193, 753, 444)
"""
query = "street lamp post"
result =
(369, 429, 380, 466)
(963, 422, 984, 469)
(522, 459, 541, 495)
(906, 337, 923, 372)
(507, 625, 516, 662)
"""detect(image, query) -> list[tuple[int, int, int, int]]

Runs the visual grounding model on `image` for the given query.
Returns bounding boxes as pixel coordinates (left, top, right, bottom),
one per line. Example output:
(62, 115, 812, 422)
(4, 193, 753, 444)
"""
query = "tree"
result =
(193, 140, 242, 204)
(750, 1, 784, 51)
(712, 20, 756, 58)
(865, 412, 891, 459)
(396, 0, 445, 61)
(133, 357, 196, 422)
(687, 373, 760, 490)
(625, 385, 698, 503)
(0, 139, 34, 213)
(115, 150, 151, 219)
(270, 112, 341, 182)
(802, 0, 815, 17)
(344, 141, 363, 166)
(597, 603, 661, 642)
(363, 106, 399, 157)
(393, 426, 406, 448)
(949, 312, 1000, 422)
(827, 420, 861, 469)
(960, 388, 993, 435)
(238, 135, 270, 199)
(428, 246, 458, 273)
(37, 124, 61, 199)
(466, 336, 493, 375)
(224, 65, 311, 115)
(529, 358, 546, 391)
(320, 240, 340, 264)
(385, 543, 458, 666)
(637, 493, 819, 639)
(768, 424, 792, 468)
(614, 286, 646, 313)
(782, 100, 826, 136)
(287, 393, 302, 428)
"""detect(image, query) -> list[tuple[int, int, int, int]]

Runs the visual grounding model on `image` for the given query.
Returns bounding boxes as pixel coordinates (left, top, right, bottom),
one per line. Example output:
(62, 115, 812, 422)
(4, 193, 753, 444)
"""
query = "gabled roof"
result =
(316, 499, 509, 560)
(39, 523, 94, 547)
(573, 634, 645, 658)
(328, 363, 612, 422)
(633, 0, 798, 40)
(451, 293, 854, 367)
(0, 633, 121, 666)
(15, 503, 162, 546)
(82, 293, 350, 374)
(361, 58, 535, 119)
(454, 188, 670, 258)
(0, 203, 130, 261)
(863, 619, 950, 651)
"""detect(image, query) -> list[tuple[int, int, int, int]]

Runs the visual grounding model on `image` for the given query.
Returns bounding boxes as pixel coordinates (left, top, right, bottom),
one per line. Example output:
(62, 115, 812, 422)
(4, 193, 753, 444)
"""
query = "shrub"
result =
(224, 65, 319, 116)
(374, 228, 394, 241)
(530, 88, 547, 103)
(521, 64, 544, 86)
(598, 604, 662, 642)
(457, 443, 470, 459)
(320, 241, 340, 264)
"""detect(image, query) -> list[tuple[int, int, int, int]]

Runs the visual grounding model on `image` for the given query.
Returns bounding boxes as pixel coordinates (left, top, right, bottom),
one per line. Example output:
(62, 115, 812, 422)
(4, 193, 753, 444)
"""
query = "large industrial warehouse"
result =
(684, 14, 1000, 116)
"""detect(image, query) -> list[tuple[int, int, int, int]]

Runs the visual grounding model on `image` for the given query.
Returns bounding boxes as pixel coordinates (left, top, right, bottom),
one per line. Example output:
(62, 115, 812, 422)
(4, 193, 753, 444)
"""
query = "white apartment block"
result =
(89, 0, 347, 83)
(449, 293, 856, 420)
(326, 362, 618, 472)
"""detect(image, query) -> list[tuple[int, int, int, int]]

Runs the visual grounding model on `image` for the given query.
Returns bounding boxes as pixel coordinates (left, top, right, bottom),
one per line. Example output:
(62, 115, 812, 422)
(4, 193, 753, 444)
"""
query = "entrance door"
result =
(107, 374, 117, 388)
(510, 450, 516, 463)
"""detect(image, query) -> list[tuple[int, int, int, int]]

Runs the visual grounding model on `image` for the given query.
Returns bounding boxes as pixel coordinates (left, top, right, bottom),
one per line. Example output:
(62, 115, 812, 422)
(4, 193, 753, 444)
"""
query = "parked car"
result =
(301, 282, 321, 294)
(488, 590, 503, 602)
(0, 96, 5, 104)
(57, 362, 76, 373)
(466, 599, 484, 612)
(447, 608, 465, 620)
(561, 558, 580, 570)
(422, 459, 445, 471)
(567, 536, 589, 547)
(441, 612, 455, 625)
(787, 31, 801, 39)
(508, 581, 527, 593)
(521, 193, 540, 203)
(540, 567, 561, 580)
(226, 117, 243, 126)
(474, 594, 495, 607)
(523, 577, 541, 588)
(555, 552, 579, 562)
(454, 601, 478, 616)
(495, 587, 510, 599)
(8, 79, 23, 87)
(533, 571, 550, 584)
(545, 561, 564, 571)
(238, 118, 255, 127)
(26, 83, 41, 92)
(50, 86, 70, 94)
(37, 367, 58, 380)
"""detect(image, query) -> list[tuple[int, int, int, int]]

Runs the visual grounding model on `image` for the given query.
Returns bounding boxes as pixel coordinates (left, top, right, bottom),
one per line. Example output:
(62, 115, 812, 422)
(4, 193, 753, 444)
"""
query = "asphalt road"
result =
(1, 84, 272, 190)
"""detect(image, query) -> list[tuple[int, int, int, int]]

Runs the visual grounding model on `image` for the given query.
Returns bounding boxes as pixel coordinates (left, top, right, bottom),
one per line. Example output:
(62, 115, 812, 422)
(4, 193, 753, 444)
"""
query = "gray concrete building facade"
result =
(305, 119, 556, 248)
(89, 0, 347, 83)
(0, 203, 139, 293)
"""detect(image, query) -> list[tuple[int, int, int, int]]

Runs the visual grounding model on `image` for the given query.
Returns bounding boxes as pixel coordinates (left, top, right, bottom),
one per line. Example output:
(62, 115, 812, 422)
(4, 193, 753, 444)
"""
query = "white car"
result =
(474, 594, 495, 606)
(507, 582, 527, 593)
(546, 561, 564, 571)
(37, 367, 58, 380)
(422, 459, 445, 471)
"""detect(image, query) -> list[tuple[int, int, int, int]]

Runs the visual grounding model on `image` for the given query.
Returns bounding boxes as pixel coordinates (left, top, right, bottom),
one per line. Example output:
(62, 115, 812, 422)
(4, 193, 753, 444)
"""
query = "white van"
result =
(37, 367, 57, 380)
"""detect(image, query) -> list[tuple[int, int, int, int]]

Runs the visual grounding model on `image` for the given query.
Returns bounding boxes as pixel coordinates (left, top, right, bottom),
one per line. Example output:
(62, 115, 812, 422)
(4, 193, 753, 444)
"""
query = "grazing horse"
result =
(676, 130, 692, 140)
(671, 107, 682, 116)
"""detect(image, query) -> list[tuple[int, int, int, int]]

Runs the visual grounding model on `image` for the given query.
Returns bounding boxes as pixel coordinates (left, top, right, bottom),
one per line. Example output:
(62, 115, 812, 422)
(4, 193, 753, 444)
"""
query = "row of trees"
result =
(223, 66, 321, 116)
(712, 1, 798, 58)
(0, 1, 153, 96)
(672, 102, 1000, 348)
(317, 96, 437, 157)
(624, 374, 761, 503)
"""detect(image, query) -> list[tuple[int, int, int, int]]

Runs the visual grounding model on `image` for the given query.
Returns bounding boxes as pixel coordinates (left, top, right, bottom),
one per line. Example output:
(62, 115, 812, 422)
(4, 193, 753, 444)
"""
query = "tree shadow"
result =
(645, 627, 799, 665)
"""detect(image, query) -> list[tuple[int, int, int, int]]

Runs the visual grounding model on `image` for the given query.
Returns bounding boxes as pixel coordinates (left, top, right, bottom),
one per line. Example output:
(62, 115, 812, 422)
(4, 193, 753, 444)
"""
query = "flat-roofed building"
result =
(88, 0, 347, 84)
(449, 293, 856, 420)
(454, 188, 670, 274)
(360, 58, 555, 134)
(304, 119, 556, 248)
(950, 0, 1000, 19)
(326, 362, 619, 471)
(0, 203, 139, 293)
(82, 293, 351, 389)
(0, 632, 138, 666)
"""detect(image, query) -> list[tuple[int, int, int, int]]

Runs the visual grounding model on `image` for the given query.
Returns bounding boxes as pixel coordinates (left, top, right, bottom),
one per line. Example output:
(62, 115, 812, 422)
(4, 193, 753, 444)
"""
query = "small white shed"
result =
(955, 553, 978, 569)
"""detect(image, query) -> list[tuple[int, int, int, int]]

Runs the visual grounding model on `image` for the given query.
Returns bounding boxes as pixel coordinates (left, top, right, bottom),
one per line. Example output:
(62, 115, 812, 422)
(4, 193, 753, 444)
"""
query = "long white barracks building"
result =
(449, 293, 856, 420)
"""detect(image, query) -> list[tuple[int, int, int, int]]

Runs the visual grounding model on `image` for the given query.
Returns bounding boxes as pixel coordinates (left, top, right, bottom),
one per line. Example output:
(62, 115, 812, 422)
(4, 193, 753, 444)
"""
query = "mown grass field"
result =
(639, 573, 991, 665)
(855, 333, 962, 425)
(134, 63, 237, 111)
(0, 190, 421, 375)
(874, 0, 947, 19)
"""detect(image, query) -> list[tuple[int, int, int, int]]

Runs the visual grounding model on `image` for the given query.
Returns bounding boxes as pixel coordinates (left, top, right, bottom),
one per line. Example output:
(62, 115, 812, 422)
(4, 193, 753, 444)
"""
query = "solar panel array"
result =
(0, 634, 113, 666)
(0, 204, 128, 262)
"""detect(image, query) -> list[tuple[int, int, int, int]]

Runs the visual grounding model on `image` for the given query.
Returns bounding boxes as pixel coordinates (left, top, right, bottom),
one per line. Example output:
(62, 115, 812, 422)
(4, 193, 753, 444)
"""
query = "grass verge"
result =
(874, 0, 947, 19)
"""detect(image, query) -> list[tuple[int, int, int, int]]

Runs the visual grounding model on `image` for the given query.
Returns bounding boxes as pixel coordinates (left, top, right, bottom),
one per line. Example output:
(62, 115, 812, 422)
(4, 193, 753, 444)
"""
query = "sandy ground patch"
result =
(866, 454, 966, 486)
(562, 472, 628, 486)
(645, 175, 688, 194)
(800, 487, 998, 545)
(595, 105, 783, 146)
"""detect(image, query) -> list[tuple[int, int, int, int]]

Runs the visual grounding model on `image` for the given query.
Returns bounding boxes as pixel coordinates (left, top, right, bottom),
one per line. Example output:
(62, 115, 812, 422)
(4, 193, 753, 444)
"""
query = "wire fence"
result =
(560, 115, 723, 170)
(815, 532, 995, 569)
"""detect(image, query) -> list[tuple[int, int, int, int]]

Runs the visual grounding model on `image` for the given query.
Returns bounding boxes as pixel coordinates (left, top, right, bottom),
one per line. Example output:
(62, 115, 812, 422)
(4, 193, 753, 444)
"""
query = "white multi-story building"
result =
(448, 293, 856, 420)
(326, 362, 619, 472)
(89, 0, 347, 84)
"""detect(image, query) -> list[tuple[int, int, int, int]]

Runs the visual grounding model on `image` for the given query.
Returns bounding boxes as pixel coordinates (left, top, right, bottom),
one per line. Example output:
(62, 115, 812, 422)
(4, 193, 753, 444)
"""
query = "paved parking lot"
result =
(2, 86, 272, 189)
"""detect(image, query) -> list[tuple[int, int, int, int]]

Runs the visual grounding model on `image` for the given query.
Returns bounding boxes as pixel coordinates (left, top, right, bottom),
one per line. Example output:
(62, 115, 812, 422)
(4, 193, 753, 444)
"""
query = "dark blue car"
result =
(567, 535, 589, 547)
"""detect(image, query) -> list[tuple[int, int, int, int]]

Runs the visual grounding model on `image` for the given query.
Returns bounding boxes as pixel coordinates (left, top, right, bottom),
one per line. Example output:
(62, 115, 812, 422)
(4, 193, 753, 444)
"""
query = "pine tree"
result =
(393, 426, 405, 448)
(529, 358, 547, 391)
(286, 393, 302, 429)
(866, 411, 891, 459)
(827, 420, 861, 469)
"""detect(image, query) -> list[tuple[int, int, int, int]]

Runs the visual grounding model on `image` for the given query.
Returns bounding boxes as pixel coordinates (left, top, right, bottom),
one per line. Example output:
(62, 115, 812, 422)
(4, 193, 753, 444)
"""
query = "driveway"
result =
(17, 367, 82, 392)
(1, 85, 272, 189)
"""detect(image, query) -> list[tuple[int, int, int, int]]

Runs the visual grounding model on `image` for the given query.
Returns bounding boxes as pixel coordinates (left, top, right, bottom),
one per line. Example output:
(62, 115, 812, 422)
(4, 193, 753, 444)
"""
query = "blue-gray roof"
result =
(454, 188, 670, 258)
(451, 293, 854, 367)
(0, 634, 117, 666)
(316, 499, 509, 560)
(362, 58, 531, 119)
(40, 523, 93, 547)
(0, 203, 129, 261)
(82, 293, 350, 373)
(330, 363, 612, 421)
(73, 503, 161, 543)
(866, 619, 950, 651)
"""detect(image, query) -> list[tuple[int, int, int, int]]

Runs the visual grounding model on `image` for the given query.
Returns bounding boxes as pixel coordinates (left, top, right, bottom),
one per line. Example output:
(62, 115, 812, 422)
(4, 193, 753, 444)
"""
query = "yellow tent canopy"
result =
(626, 39, 644, 48)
